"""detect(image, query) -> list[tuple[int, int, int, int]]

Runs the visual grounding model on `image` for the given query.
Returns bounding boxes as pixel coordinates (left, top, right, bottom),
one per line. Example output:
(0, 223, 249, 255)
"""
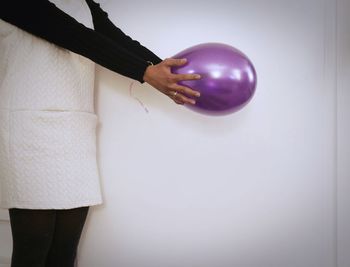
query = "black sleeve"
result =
(85, 0, 163, 66)
(0, 0, 155, 83)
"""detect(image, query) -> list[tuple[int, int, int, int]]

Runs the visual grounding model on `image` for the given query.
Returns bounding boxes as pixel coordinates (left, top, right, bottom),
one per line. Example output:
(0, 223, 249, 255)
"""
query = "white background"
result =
(1, 0, 349, 267)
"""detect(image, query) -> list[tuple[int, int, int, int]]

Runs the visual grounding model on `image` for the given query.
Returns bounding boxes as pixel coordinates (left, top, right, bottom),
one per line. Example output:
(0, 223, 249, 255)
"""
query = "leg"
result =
(9, 209, 56, 267)
(45, 206, 89, 267)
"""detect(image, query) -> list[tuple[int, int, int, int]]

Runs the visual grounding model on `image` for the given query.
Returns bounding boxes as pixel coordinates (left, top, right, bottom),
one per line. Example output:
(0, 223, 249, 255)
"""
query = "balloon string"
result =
(129, 81, 149, 114)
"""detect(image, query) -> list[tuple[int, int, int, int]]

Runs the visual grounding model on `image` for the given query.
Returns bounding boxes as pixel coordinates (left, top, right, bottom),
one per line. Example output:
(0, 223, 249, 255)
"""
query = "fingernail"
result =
(195, 74, 201, 79)
(196, 92, 201, 97)
(191, 100, 196, 105)
(181, 58, 187, 63)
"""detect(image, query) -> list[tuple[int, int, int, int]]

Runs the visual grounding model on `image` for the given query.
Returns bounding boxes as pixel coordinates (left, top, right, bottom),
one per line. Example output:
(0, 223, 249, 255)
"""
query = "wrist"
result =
(143, 62, 154, 83)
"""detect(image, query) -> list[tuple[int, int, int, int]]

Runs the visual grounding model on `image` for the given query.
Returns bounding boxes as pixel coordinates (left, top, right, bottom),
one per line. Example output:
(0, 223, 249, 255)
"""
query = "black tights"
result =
(9, 207, 89, 267)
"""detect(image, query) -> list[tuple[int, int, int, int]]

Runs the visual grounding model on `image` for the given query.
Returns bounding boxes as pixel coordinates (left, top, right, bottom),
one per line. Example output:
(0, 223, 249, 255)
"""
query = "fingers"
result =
(176, 94, 195, 105)
(166, 81, 200, 104)
(168, 90, 195, 105)
(164, 58, 187, 67)
(171, 83, 200, 98)
(173, 98, 185, 105)
(150, 58, 202, 106)
(163, 58, 202, 97)
(173, 73, 201, 82)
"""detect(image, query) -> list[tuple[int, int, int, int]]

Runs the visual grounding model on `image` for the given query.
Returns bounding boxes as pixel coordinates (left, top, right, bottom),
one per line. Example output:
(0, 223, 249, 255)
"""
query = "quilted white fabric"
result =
(0, 0, 103, 209)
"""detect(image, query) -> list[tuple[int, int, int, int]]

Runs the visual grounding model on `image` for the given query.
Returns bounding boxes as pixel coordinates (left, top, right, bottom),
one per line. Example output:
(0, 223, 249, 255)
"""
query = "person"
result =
(0, 0, 201, 266)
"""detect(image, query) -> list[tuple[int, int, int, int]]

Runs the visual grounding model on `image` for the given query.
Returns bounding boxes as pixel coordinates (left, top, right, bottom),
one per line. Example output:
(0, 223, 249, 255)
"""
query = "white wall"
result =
(336, 0, 350, 266)
(0, 0, 349, 267)
(77, 0, 345, 267)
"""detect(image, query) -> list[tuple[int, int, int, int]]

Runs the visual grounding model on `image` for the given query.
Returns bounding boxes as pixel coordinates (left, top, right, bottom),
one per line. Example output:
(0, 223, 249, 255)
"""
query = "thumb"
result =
(164, 58, 187, 67)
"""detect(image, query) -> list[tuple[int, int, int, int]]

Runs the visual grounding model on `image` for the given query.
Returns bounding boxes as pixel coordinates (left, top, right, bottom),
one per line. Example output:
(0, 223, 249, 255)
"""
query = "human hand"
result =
(142, 58, 201, 105)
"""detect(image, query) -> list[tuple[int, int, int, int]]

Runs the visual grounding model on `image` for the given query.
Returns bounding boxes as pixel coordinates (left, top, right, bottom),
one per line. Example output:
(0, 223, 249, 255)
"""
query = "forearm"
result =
(85, 0, 163, 65)
(0, 0, 150, 82)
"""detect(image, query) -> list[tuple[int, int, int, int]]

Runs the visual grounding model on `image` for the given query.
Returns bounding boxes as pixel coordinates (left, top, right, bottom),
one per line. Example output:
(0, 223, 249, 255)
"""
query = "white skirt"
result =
(0, 18, 103, 209)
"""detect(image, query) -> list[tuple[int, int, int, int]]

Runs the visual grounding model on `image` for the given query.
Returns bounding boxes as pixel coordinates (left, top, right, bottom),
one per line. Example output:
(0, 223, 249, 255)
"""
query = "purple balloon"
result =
(172, 43, 257, 116)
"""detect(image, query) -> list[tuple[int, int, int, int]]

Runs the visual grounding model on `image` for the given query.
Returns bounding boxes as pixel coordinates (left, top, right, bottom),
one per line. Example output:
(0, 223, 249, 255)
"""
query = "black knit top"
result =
(0, 0, 163, 83)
